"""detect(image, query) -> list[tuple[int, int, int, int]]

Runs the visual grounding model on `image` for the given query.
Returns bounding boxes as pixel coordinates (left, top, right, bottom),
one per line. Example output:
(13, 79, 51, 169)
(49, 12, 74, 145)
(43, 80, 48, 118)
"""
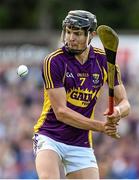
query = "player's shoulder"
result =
(92, 46, 107, 64)
(93, 47, 106, 55)
(44, 48, 64, 63)
(91, 46, 107, 66)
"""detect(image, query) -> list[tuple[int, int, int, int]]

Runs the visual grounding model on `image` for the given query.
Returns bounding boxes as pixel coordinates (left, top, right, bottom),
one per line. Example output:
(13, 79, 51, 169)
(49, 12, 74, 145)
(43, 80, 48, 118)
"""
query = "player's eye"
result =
(74, 32, 80, 36)
(74, 31, 83, 36)
(66, 30, 71, 34)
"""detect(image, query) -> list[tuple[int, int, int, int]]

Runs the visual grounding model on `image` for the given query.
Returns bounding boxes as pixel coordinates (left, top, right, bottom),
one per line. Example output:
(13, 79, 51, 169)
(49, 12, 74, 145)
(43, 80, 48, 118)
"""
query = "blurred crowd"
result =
(0, 64, 41, 178)
(0, 60, 139, 179)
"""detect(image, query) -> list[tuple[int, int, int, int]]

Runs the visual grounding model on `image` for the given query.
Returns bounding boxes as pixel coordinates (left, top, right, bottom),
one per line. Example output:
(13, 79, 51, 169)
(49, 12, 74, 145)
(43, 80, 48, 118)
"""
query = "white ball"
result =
(17, 65, 28, 77)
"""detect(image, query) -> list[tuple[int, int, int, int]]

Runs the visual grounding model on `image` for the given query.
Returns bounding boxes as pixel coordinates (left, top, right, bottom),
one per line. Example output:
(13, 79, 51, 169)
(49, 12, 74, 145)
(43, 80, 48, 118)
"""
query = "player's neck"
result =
(75, 47, 90, 65)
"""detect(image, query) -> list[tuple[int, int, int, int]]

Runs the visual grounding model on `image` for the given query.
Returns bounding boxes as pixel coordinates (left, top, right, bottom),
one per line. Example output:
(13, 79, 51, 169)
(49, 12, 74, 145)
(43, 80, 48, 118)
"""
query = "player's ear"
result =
(89, 31, 96, 41)
(91, 31, 96, 38)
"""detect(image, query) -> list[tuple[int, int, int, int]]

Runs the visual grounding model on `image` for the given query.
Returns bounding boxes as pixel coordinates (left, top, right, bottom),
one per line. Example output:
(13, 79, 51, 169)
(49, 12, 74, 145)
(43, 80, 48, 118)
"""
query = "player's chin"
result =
(68, 43, 78, 48)
(69, 46, 78, 50)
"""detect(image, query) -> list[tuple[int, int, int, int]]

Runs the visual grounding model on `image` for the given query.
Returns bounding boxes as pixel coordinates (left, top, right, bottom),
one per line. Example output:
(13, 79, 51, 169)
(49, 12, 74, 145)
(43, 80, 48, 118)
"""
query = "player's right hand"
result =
(103, 121, 120, 139)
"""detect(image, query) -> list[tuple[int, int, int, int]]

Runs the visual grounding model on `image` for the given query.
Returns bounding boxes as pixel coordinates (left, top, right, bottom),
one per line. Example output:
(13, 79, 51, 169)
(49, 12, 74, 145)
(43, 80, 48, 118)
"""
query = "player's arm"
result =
(47, 87, 117, 137)
(114, 84, 130, 118)
(105, 84, 131, 123)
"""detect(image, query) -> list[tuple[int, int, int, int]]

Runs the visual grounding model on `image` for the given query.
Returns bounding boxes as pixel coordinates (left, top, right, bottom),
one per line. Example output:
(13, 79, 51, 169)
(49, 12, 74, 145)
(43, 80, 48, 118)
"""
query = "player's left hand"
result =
(103, 106, 121, 124)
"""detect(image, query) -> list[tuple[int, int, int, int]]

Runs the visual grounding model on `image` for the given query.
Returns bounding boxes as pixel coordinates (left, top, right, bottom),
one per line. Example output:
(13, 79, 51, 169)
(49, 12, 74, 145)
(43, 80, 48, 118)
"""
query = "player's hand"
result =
(103, 121, 120, 139)
(103, 106, 121, 124)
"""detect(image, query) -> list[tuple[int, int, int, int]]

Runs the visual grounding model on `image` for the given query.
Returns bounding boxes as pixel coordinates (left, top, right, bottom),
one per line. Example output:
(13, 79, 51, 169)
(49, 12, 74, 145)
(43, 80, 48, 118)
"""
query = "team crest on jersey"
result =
(92, 73, 100, 84)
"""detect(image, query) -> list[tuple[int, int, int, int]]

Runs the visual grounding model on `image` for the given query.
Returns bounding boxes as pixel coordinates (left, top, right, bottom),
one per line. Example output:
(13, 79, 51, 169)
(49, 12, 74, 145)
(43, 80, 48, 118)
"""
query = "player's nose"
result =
(69, 33, 76, 41)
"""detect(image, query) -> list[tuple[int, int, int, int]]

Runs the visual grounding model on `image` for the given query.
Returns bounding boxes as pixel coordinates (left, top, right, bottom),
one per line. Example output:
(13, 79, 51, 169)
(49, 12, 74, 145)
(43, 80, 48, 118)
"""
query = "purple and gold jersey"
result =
(34, 45, 122, 147)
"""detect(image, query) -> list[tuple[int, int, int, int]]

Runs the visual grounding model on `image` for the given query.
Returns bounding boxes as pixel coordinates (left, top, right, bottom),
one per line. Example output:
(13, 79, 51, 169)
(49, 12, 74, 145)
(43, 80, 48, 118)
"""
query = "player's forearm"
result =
(55, 107, 104, 132)
(116, 99, 130, 118)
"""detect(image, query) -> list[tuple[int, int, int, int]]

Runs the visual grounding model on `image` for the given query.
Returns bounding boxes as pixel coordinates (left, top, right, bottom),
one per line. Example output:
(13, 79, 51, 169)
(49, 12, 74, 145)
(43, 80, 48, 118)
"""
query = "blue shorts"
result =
(33, 133, 98, 175)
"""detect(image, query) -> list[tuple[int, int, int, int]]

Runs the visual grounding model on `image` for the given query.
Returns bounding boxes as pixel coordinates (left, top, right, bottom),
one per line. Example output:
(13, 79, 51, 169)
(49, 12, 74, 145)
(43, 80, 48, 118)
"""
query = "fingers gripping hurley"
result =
(97, 25, 119, 115)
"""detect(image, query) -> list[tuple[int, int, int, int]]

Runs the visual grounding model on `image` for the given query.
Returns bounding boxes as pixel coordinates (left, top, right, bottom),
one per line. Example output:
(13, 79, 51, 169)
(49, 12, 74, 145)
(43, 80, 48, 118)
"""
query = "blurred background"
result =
(0, 0, 139, 179)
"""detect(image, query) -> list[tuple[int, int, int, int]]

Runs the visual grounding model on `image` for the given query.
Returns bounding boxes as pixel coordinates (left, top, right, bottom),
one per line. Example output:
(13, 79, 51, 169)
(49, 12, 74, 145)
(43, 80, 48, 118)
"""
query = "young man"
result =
(33, 10, 130, 179)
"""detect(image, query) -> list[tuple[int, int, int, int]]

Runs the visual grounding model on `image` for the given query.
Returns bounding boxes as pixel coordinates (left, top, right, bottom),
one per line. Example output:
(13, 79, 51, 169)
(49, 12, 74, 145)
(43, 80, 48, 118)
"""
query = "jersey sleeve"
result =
(42, 54, 64, 89)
